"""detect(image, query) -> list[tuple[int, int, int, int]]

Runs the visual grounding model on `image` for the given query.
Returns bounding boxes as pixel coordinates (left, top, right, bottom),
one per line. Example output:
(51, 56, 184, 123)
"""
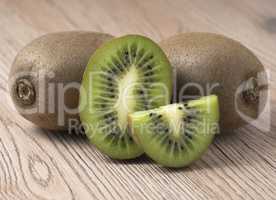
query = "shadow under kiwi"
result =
(37, 126, 237, 170)
(103, 154, 152, 165)
(33, 123, 273, 172)
(40, 127, 153, 165)
(104, 130, 240, 172)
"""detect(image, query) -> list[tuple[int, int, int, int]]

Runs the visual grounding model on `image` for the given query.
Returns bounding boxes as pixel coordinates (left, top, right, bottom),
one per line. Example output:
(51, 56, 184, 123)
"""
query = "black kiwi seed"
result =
(183, 118, 190, 123)
(144, 71, 153, 76)
(108, 69, 116, 76)
(116, 63, 124, 71)
(124, 51, 130, 63)
(109, 117, 115, 122)
(147, 65, 153, 70)
(185, 131, 193, 139)
(138, 90, 144, 95)
(107, 69, 115, 76)
(107, 69, 113, 75)
(138, 62, 144, 68)
(142, 57, 148, 63)
(142, 55, 154, 65)
(143, 57, 149, 64)
(110, 131, 117, 136)
(104, 114, 110, 119)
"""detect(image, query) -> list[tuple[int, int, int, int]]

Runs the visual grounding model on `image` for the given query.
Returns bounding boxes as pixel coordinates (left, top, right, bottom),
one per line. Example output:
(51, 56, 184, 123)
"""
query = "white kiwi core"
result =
(115, 66, 139, 131)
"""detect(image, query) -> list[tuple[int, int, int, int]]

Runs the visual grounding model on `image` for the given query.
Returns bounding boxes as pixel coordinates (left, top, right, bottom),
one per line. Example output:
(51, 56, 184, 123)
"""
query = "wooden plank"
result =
(0, 0, 275, 199)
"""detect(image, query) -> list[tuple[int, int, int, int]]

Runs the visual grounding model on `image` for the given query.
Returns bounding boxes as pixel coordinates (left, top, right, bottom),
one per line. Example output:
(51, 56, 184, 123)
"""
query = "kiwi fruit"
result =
(160, 32, 268, 131)
(129, 95, 219, 168)
(9, 31, 113, 131)
(79, 35, 173, 159)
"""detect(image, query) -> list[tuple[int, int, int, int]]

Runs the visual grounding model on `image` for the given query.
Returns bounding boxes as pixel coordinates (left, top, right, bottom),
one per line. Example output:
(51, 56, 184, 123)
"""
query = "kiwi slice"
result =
(80, 35, 172, 159)
(129, 95, 219, 168)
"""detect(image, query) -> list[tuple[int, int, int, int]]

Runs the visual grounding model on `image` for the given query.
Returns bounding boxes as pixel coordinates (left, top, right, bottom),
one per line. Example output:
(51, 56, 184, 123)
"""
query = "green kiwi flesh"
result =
(80, 35, 173, 159)
(160, 32, 268, 131)
(9, 31, 113, 130)
(129, 95, 219, 168)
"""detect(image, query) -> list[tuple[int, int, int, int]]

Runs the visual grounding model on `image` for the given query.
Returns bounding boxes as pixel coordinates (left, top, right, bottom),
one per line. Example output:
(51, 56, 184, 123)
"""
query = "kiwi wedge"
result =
(160, 32, 268, 131)
(79, 35, 173, 159)
(9, 31, 113, 130)
(129, 95, 219, 168)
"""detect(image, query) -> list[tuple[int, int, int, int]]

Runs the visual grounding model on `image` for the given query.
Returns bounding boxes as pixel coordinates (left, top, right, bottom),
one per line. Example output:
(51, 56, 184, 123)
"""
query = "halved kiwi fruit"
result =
(129, 95, 219, 168)
(79, 35, 173, 159)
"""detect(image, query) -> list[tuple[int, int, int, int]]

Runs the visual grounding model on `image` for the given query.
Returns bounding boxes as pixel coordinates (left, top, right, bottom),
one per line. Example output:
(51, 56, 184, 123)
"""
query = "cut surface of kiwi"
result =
(129, 95, 219, 168)
(80, 35, 172, 159)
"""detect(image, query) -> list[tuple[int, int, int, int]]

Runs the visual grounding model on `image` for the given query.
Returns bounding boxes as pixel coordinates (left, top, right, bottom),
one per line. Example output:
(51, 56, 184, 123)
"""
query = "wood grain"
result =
(0, 0, 276, 199)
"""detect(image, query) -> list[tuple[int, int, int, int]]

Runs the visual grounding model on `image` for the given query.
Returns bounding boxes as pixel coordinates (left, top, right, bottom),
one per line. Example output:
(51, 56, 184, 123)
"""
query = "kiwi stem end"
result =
(241, 77, 260, 105)
(14, 78, 36, 106)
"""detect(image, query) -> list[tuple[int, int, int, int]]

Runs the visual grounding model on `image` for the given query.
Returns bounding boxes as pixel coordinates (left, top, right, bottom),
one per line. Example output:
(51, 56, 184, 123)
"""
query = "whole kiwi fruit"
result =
(160, 32, 268, 131)
(9, 31, 113, 131)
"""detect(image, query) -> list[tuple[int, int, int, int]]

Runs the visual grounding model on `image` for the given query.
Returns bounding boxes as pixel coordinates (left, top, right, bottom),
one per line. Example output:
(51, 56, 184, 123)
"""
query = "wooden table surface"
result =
(0, 0, 276, 199)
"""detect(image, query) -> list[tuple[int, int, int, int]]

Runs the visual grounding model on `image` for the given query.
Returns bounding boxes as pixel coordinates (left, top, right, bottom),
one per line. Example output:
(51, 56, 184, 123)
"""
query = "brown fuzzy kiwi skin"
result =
(160, 32, 268, 131)
(9, 31, 113, 131)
